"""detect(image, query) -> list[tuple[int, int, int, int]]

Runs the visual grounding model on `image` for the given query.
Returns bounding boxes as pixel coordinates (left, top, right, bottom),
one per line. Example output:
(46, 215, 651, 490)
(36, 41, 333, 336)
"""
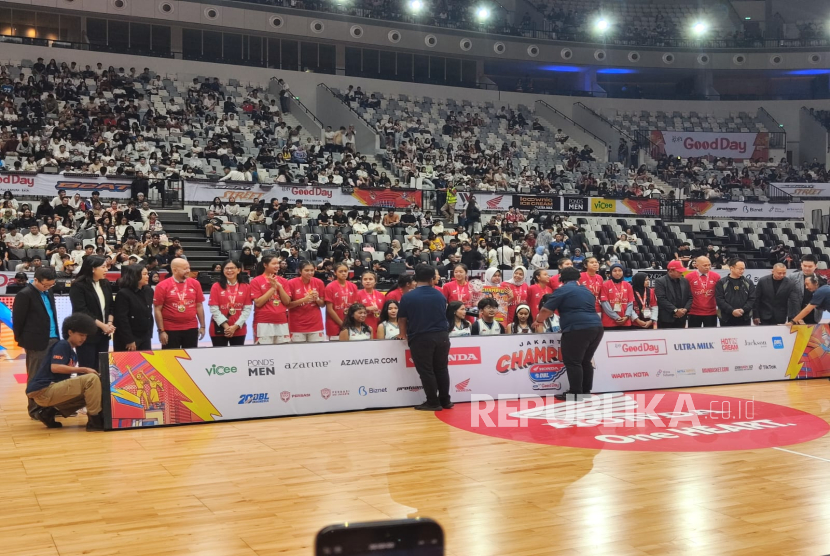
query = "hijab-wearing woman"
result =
(600, 263, 634, 329)
(630, 272, 658, 329)
(501, 265, 528, 324)
(208, 259, 252, 346)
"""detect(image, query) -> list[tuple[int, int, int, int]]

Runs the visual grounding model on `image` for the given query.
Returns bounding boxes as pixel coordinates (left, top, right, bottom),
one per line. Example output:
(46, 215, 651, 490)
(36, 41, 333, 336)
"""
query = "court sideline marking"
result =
(773, 447, 830, 463)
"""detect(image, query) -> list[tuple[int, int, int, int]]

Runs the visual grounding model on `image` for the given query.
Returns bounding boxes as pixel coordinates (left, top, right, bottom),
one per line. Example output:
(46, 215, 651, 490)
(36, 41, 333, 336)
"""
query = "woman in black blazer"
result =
(69, 256, 115, 369)
(113, 265, 154, 351)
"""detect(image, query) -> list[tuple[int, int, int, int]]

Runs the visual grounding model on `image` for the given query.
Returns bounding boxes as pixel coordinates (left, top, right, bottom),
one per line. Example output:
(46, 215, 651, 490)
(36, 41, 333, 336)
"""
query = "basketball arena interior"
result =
(2, 0, 830, 554)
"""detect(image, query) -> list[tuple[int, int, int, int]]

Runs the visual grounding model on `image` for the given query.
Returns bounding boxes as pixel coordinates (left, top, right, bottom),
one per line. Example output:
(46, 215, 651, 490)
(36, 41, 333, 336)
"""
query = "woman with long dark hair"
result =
(324, 262, 358, 340)
(69, 256, 115, 368)
(208, 260, 252, 346)
(447, 301, 471, 337)
(286, 259, 327, 342)
(113, 265, 154, 351)
(338, 303, 373, 341)
(249, 254, 292, 344)
(376, 299, 401, 339)
(356, 270, 385, 336)
(384, 274, 415, 303)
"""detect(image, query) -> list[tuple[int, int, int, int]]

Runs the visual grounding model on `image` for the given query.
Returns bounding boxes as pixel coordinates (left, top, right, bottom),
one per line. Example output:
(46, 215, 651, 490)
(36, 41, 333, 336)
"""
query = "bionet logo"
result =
(606, 340, 667, 357)
(406, 347, 480, 367)
(435, 391, 830, 452)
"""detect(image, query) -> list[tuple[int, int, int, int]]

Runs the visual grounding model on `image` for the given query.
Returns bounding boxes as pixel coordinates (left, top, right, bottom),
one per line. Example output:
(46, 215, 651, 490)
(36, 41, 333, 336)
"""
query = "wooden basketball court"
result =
(2, 359, 830, 556)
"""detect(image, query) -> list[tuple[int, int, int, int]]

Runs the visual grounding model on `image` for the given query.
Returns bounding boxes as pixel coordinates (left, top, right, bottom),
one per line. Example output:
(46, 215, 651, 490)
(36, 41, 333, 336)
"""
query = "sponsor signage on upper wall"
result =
(772, 183, 830, 198)
(0, 173, 133, 198)
(650, 130, 770, 161)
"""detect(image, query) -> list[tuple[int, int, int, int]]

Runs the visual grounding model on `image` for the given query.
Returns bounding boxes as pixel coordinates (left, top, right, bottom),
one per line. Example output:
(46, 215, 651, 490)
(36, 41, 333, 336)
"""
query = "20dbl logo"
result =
(238, 393, 270, 404)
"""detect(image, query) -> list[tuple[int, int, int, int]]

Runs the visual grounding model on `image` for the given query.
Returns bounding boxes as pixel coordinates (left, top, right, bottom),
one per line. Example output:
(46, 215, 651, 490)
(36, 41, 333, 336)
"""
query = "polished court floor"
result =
(2, 359, 830, 556)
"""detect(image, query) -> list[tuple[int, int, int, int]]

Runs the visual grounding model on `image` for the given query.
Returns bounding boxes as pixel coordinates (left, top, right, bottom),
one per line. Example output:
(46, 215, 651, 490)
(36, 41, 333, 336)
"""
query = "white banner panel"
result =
(651, 131, 769, 160)
(0, 173, 133, 199)
(772, 183, 830, 198)
(454, 191, 513, 212)
(105, 325, 812, 429)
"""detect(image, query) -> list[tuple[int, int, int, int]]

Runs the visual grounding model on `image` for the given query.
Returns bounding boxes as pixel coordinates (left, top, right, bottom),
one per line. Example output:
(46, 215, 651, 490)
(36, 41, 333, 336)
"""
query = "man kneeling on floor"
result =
(26, 313, 105, 431)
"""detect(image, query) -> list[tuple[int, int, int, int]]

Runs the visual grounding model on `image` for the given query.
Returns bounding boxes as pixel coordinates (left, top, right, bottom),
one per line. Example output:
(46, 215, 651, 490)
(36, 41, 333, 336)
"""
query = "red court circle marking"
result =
(436, 391, 829, 452)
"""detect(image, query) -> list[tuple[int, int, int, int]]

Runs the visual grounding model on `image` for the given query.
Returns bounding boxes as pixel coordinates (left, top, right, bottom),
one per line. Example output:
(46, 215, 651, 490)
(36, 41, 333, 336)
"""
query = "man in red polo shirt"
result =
(153, 258, 206, 348)
(686, 255, 718, 327)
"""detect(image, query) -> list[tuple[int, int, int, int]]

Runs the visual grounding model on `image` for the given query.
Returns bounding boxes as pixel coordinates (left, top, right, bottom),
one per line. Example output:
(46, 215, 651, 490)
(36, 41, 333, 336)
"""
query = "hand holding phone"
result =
(316, 518, 444, 556)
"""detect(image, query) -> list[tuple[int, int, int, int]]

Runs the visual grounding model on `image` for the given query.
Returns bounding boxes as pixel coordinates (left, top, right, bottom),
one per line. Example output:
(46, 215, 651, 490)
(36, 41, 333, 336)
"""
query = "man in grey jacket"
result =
(788, 255, 827, 324)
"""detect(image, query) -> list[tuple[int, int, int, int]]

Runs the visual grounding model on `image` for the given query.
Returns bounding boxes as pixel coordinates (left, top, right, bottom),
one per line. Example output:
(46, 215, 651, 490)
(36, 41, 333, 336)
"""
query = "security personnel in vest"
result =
(715, 258, 757, 327)
(441, 181, 457, 222)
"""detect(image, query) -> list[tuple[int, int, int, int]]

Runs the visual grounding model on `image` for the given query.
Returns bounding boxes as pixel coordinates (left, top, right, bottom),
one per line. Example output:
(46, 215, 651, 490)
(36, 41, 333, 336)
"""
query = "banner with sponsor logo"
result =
(0, 173, 133, 199)
(454, 192, 512, 212)
(772, 183, 830, 198)
(589, 197, 661, 216)
(650, 130, 770, 161)
(685, 200, 804, 219)
(102, 324, 829, 430)
(512, 195, 560, 212)
(183, 181, 422, 208)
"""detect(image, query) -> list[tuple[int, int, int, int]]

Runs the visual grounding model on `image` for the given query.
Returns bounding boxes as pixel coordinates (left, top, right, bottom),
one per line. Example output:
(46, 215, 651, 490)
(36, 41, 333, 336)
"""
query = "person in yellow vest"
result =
(441, 181, 457, 223)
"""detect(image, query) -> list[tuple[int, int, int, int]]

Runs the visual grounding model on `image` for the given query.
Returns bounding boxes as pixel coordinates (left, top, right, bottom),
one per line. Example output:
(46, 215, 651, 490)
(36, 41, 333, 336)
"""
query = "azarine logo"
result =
(745, 339, 767, 348)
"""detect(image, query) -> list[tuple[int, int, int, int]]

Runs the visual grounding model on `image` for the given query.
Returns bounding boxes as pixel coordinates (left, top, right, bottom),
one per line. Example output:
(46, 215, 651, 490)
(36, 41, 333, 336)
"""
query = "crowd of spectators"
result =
(0, 187, 179, 291)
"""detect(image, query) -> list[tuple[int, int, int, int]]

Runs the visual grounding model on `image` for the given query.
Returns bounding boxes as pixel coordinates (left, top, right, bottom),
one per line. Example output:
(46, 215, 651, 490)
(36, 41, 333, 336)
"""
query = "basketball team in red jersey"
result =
(162, 251, 704, 349)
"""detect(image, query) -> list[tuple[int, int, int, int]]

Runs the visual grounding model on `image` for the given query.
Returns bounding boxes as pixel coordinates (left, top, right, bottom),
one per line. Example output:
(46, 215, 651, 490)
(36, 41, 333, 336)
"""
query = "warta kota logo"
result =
(406, 347, 480, 367)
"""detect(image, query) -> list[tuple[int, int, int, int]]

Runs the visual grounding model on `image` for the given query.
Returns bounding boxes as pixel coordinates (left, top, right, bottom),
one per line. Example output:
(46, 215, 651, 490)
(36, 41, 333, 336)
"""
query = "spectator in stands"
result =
(789, 255, 827, 325)
(754, 264, 798, 326)
(685, 256, 719, 328)
(655, 260, 692, 328)
(715, 258, 756, 327)
(26, 312, 104, 431)
(154, 258, 206, 349)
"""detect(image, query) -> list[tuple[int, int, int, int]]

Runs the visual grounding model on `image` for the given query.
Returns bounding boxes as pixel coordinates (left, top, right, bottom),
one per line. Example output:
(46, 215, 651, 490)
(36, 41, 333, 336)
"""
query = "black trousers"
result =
(659, 317, 687, 329)
(210, 335, 246, 347)
(408, 331, 451, 406)
(164, 328, 199, 349)
(560, 326, 604, 395)
(113, 335, 152, 352)
(720, 316, 751, 327)
(760, 318, 785, 326)
(688, 314, 718, 328)
(76, 334, 110, 370)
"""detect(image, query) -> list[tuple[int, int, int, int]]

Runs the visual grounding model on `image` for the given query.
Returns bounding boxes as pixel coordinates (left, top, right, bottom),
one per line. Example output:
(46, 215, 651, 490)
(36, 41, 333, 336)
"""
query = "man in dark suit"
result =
(654, 260, 692, 328)
(754, 263, 799, 325)
(12, 267, 60, 418)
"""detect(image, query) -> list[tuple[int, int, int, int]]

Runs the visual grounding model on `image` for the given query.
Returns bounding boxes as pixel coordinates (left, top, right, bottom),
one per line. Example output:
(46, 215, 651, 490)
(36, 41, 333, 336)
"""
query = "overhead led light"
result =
(692, 21, 708, 36)
(409, 0, 423, 13)
(476, 6, 491, 21)
(595, 18, 610, 33)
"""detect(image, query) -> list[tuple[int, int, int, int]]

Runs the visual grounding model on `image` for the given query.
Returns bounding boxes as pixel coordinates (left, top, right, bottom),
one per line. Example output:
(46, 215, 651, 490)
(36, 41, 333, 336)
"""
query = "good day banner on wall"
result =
(649, 130, 770, 161)
(0, 173, 133, 199)
(103, 324, 830, 430)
